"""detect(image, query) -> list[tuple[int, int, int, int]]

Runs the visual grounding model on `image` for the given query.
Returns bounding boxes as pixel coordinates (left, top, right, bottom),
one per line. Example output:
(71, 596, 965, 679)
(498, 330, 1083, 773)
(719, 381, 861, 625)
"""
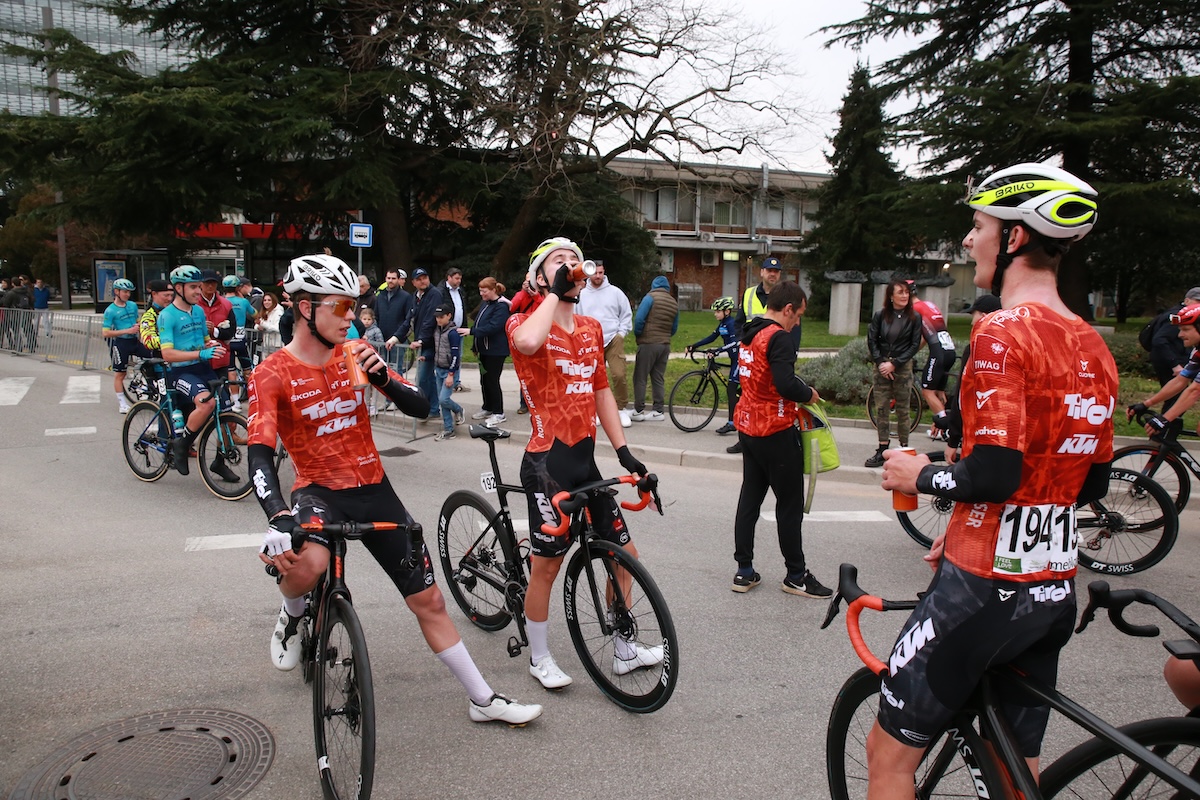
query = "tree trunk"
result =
(1059, 0, 1096, 320)
(492, 186, 556, 277)
(376, 204, 411, 273)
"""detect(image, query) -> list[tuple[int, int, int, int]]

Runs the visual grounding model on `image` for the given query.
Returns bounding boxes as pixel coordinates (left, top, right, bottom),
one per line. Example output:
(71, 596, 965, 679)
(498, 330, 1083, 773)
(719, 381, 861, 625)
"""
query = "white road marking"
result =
(0, 377, 35, 405)
(762, 510, 892, 523)
(61, 375, 101, 404)
(185, 534, 264, 552)
(45, 427, 97, 436)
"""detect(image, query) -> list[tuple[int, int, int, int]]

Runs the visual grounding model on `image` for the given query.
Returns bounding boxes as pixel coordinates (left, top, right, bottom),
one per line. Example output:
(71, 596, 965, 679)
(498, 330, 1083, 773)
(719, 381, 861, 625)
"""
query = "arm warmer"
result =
(915, 444, 1023, 503)
(369, 367, 431, 418)
(248, 443, 289, 519)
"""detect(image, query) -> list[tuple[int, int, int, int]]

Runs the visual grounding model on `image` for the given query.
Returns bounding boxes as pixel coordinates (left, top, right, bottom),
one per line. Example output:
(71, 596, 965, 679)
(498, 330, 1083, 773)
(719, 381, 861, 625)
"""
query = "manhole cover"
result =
(9, 709, 273, 800)
(378, 446, 417, 457)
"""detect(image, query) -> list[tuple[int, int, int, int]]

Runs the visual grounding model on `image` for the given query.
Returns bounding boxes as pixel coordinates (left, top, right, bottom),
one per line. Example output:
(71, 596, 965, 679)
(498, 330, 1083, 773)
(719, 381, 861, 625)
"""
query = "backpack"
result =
(1138, 316, 1160, 352)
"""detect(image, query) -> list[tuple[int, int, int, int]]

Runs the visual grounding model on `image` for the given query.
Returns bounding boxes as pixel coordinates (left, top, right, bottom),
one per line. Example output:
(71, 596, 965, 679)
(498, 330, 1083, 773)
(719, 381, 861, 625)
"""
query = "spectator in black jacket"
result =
(1150, 287, 1200, 413)
(408, 268, 445, 418)
(864, 279, 924, 466)
(377, 268, 414, 369)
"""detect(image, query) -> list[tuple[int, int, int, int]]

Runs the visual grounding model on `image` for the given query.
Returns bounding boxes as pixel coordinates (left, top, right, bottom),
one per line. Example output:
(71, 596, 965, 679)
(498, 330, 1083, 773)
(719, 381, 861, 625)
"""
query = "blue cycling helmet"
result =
(112, 278, 136, 292)
(222, 275, 241, 289)
(170, 265, 203, 285)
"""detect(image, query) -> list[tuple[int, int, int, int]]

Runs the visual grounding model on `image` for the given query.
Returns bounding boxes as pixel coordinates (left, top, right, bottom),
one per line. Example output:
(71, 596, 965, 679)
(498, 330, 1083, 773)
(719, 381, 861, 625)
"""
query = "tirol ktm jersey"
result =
(944, 304, 1118, 582)
(735, 324, 800, 437)
(912, 298, 955, 353)
(506, 313, 608, 453)
(247, 347, 404, 491)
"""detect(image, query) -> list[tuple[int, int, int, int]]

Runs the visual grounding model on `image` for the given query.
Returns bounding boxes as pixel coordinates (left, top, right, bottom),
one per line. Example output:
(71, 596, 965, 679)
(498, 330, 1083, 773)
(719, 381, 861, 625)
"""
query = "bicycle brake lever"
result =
(819, 593, 844, 631)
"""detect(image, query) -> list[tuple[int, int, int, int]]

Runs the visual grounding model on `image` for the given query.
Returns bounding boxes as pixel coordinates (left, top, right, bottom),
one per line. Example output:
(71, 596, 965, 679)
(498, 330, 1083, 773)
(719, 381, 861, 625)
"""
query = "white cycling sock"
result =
(526, 618, 550, 665)
(282, 595, 306, 617)
(436, 640, 493, 706)
(116, 392, 126, 406)
(613, 631, 636, 660)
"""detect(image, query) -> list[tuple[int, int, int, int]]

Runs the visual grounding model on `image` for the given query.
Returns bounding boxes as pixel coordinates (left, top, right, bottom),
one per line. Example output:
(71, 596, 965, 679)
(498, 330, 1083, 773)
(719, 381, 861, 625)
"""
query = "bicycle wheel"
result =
(1111, 444, 1190, 513)
(1040, 716, 1200, 799)
(197, 411, 253, 500)
(121, 401, 171, 482)
(896, 494, 955, 549)
(563, 541, 678, 712)
(1077, 468, 1179, 575)
(122, 365, 152, 404)
(668, 370, 719, 432)
(827, 666, 1005, 799)
(437, 490, 514, 632)
(313, 595, 375, 800)
(865, 384, 924, 436)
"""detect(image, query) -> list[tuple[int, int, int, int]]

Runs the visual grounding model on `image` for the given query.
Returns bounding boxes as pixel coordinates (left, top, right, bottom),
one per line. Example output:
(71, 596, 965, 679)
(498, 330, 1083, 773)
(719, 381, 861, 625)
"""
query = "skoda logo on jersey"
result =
(1064, 394, 1113, 425)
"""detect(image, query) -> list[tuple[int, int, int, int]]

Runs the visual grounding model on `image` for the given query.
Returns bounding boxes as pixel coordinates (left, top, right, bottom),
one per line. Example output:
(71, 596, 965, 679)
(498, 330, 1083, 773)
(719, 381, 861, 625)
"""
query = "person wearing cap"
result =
(873, 163, 1115, 796)
(507, 236, 662, 692)
(727, 256, 797, 453)
(376, 268, 414, 373)
(431, 303, 466, 439)
(196, 269, 236, 376)
(1128, 303, 1200, 436)
(408, 267, 445, 419)
(138, 279, 175, 357)
(936, 293, 1001, 463)
(102, 276, 142, 413)
(1146, 287, 1200, 413)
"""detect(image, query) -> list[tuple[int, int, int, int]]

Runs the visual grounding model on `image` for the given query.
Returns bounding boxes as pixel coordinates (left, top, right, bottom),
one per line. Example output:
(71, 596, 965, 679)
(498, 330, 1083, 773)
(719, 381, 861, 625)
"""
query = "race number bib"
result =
(993, 503, 1077, 576)
(936, 331, 955, 351)
(480, 471, 497, 494)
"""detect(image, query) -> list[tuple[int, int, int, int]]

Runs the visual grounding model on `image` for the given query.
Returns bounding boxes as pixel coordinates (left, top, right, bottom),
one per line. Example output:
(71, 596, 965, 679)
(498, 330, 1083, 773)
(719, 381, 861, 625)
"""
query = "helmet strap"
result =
(992, 223, 1041, 296)
(299, 299, 338, 349)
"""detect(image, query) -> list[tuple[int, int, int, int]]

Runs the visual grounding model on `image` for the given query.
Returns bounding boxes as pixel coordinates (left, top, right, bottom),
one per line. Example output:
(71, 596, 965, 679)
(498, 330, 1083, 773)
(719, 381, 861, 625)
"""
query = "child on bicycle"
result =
(507, 236, 664, 690)
(685, 296, 740, 435)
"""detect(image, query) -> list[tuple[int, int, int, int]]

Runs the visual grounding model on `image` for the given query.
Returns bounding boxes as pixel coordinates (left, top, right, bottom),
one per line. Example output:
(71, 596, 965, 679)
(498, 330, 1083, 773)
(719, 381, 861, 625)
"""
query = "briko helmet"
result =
(965, 161, 1098, 294)
(711, 296, 736, 312)
(112, 278, 136, 292)
(528, 237, 583, 275)
(282, 254, 358, 297)
(222, 275, 241, 290)
(1171, 305, 1200, 328)
(169, 265, 203, 285)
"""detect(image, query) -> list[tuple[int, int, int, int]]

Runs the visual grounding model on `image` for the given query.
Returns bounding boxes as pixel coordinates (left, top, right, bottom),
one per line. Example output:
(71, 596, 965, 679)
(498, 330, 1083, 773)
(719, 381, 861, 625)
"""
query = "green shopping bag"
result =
(798, 402, 839, 513)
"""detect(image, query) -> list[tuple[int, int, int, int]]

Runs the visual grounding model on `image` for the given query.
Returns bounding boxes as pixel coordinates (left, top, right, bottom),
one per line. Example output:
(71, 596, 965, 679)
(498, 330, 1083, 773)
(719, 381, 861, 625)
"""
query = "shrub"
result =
(799, 337, 874, 404)
(1103, 331, 1156, 380)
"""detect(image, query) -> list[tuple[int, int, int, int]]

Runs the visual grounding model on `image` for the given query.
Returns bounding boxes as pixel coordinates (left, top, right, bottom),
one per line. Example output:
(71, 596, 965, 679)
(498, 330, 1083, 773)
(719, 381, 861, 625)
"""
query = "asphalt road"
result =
(2, 353, 1198, 799)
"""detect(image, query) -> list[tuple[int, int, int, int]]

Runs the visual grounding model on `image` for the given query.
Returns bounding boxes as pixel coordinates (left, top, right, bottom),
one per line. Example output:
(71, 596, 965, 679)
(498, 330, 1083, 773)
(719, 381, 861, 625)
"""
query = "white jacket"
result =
(576, 276, 632, 346)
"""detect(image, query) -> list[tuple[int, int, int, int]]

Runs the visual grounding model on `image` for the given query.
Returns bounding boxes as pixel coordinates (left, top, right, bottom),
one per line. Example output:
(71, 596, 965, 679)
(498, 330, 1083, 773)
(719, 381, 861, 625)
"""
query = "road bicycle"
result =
(893, 451, 1179, 575)
(269, 520, 421, 800)
(1114, 409, 1200, 513)
(823, 564, 1200, 799)
(668, 348, 732, 432)
(865, 382, 924, 436)
(120, 358, 254, 500)
(121, 353, 156, 404)
(436, 425, 678, 712)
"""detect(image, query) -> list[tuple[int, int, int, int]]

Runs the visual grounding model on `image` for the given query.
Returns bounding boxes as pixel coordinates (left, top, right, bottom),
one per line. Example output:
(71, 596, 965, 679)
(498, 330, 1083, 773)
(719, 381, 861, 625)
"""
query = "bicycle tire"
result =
(437, 490, 514, 632)
(313, 594, 375, 800)
(668, 370, 719, 432)
(563, 541, 678, 713)
(1039, 715, 1200, 799)
(121, 401, 171, 482)
(865, 384, 924, 436)
(1111, 444, 1190, 513)
(122, 365, 153, 404)
(196, 411, 253, 500)
(1077, 468, 1179, 575)
(896, 494, 956, 549)
(826, 666, 1006, 799)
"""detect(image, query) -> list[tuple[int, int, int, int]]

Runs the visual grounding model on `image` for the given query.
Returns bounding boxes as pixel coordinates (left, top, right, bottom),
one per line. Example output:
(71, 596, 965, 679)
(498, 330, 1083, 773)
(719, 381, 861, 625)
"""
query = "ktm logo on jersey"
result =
(565, 382, 593, 394)
(317, 415, 358, 436)
(1058, 433, 1100, 454)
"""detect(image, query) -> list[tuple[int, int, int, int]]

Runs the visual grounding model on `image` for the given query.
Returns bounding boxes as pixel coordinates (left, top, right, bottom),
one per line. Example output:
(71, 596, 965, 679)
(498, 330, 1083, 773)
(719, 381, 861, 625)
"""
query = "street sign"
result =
(349, 223, 373, 248)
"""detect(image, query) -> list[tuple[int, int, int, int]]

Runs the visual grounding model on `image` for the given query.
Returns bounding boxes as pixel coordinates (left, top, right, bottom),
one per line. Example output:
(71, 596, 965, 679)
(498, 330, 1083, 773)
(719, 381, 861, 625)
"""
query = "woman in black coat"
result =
(460, 277, 511, 425)
(864, 279, 923, 466)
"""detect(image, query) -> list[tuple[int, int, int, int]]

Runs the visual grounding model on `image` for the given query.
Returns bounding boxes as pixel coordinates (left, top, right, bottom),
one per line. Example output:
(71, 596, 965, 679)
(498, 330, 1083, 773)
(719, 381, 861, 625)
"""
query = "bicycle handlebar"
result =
(539, 474, 661, 537)
(820, 563, 921, 678)
(264, 521, 406, 579)
(1076, 580, 1200, 645)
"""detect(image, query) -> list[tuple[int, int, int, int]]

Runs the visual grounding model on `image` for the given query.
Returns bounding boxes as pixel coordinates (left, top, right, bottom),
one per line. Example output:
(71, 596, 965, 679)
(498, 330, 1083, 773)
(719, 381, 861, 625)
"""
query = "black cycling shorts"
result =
(290, 476, 435, 598)
(921, 348, 957, 391)
(110, 337, 141, 372)
(876, 560, 1076, 757)
(520, 438, 631, 559)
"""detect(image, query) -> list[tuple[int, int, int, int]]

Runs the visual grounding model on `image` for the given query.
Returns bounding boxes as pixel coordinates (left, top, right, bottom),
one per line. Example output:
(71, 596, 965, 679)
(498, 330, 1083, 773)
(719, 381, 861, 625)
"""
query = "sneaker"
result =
(231, 400, 242, 413)
(731, 571, 761, 593)
(517, 405, 528, 415)
(630, 410, 647, 421)
(468, 693, 543, 725)
(435, 429, 457, 441)
(613, 642, 664, 675)
(471, 409, 492, 420)
(210, 458, 240, 483)
(864, 448, 886, 468)
(170, 438, 191, 476)
(643, 410, 665, 421)
(726, 441, 743, 454)
(453, 409, 465, 426)
(118, 403, 130, 415)
(619, 410, 632, 428)
(271, 602, 307, 671)
(454, 384, 470, 392)
(529, 654, 573, 689)
(715, 421, 736, 435)
(484, 413, 506, 427)
(782, 570, 833, 599)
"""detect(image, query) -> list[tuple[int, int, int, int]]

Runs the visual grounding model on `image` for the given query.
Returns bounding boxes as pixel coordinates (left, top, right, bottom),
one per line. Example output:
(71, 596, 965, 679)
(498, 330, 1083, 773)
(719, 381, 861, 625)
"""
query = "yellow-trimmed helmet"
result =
(967, 162, 1098, 242)
(528, 237, 583, 273)
(711, 296, 735, 312)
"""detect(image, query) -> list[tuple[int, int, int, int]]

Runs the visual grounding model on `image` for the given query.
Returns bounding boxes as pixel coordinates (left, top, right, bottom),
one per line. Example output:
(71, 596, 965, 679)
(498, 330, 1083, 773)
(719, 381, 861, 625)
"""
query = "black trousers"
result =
(479, 354, 506, 414)
(733, 426, 807, 577)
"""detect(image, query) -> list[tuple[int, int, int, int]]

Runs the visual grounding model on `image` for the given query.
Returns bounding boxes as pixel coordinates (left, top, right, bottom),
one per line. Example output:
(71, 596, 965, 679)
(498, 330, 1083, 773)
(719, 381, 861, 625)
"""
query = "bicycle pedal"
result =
(506, 636, 524, 658)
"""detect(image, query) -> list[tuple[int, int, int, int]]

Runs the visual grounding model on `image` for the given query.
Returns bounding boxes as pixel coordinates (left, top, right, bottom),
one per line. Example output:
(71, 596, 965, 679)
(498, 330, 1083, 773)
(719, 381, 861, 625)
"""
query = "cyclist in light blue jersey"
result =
(102, 278, 142, 414)
(223, 276, 258, 410)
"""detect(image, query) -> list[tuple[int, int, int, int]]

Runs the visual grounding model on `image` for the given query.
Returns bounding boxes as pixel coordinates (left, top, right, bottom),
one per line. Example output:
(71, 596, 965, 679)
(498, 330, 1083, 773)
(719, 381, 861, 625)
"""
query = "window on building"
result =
(713, 199, 746, 227)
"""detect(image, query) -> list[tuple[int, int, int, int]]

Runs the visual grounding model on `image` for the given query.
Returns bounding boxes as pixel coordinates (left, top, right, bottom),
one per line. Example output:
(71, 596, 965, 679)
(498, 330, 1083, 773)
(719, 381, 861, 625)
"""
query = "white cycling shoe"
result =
(270, 602, 307, 672)
(529, 654, 573, 689)
(613, 642, 664, 676)
(468, 693, 543, 725)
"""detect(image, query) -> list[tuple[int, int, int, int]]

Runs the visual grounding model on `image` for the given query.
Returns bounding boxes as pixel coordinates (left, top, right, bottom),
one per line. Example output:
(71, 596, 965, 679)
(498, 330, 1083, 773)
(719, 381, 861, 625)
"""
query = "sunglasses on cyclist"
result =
(316, 298, 357, 316)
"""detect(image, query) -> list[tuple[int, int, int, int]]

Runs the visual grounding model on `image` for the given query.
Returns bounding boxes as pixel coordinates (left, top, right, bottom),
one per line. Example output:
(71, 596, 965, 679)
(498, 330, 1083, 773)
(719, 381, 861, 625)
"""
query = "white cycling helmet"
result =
(283, 254, 358, 296)
(967, 162, 1098, 242)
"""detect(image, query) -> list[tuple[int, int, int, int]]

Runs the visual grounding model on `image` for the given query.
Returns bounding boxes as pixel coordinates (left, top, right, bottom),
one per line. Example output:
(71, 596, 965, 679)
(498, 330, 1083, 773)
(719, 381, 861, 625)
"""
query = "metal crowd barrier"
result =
(0, 309, 108, 370)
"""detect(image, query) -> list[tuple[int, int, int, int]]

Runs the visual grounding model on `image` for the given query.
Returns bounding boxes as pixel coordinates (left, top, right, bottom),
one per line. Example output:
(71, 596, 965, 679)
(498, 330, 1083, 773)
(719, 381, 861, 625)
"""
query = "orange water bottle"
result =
(342, 341, 370, 390)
